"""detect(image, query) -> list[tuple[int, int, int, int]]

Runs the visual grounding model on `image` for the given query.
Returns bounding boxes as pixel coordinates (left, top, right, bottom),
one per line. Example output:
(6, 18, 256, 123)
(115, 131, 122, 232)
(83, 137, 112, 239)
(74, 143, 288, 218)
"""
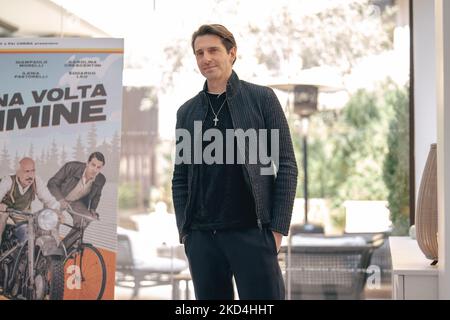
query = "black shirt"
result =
(190, 92, 256, 230)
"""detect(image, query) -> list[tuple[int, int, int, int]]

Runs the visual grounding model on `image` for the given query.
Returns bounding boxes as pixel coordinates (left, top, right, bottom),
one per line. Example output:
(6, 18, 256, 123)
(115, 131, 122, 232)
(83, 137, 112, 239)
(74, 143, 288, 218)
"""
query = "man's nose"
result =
(204, 52, 212, 62)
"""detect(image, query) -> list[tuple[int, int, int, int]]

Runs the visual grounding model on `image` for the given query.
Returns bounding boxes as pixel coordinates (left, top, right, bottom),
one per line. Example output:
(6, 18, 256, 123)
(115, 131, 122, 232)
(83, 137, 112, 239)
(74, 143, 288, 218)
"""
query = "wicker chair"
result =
(281, 235, 384, 300)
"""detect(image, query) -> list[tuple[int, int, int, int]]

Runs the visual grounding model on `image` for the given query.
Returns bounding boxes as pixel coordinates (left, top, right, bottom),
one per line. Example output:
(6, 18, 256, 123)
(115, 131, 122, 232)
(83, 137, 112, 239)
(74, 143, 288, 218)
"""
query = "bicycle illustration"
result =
(61, 205, 107, 300)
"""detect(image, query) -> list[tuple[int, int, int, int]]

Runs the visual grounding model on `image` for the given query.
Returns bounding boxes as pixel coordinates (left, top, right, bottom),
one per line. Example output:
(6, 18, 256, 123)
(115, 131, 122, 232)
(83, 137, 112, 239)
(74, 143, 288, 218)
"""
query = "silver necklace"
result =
(207, 95, 226, 126)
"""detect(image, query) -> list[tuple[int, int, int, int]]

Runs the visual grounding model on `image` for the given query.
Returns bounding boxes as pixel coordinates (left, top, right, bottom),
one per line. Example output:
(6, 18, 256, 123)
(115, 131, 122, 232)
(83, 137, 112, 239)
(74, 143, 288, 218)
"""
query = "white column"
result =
(435, 0, 450, 299)
(413, 0, 437, 198)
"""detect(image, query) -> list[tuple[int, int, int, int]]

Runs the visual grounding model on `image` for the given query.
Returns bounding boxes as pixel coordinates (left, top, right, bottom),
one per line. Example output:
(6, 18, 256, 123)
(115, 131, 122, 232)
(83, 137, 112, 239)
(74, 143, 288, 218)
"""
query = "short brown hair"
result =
(88, 151, 105, 166)
(191, 24, 237, 63)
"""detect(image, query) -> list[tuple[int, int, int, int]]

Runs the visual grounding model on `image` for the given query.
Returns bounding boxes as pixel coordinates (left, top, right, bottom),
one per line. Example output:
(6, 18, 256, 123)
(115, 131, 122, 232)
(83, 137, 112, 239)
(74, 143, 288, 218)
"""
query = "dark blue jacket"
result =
(172, 71, 298, 242)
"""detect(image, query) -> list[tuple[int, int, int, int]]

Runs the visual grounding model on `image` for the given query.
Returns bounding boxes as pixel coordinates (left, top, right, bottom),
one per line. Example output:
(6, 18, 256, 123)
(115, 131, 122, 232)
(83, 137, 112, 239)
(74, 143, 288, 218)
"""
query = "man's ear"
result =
(230, 47, 237, 64)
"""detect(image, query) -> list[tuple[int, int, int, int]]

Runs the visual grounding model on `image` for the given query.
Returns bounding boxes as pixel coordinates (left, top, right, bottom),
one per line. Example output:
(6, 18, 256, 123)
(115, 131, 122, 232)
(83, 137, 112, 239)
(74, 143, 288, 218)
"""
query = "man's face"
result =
(85, 157, 104, 179)
(17, 160, 35, 188)
(194, 34, 236, 85)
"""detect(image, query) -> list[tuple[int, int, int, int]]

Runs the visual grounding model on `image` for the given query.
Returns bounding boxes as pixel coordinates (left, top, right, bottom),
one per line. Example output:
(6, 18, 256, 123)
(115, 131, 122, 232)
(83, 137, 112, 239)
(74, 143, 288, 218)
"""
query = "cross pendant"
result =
(213, 117, 219, 126)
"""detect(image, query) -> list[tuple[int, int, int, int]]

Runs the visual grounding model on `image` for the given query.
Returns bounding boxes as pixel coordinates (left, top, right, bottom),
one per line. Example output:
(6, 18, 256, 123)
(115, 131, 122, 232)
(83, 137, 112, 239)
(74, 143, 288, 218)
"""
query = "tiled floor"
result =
(364, 283, 392, 300)
(114, 283, 195, 300)
(2, 284, 391, 300)
(114, 282, 392, 300)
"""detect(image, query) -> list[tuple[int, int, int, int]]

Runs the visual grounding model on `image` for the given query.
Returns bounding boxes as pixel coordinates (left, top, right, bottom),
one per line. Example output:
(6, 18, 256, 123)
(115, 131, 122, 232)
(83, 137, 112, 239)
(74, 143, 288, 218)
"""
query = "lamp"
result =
(269, 70, 344, 300)
(270, 83, 324, 234)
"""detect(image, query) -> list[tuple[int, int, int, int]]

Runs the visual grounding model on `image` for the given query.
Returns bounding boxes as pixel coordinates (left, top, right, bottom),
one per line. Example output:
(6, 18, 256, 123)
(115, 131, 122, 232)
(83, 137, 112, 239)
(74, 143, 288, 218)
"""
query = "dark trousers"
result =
(183, 227, 285, 300)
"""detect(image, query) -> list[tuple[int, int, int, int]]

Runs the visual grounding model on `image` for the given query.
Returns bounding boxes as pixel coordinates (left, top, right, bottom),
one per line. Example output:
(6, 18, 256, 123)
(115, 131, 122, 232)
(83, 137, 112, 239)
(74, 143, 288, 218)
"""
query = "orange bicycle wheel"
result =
(64, 244, 106, 300)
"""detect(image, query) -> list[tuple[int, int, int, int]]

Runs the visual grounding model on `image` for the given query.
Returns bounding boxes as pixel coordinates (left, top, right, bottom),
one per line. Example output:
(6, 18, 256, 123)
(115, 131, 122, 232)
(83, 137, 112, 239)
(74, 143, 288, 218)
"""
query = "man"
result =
(47, 152, 106, 248)
(172, 24, 298, 300)
(0, 157, 60, 245)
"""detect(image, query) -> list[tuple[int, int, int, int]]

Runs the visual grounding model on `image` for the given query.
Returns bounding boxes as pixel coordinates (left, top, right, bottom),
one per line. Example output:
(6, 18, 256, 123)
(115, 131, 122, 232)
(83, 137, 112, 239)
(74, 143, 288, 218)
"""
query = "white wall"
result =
(413, 0, 437, 198)
(435, 0, 450, 300)
(414, 0, 450, 300)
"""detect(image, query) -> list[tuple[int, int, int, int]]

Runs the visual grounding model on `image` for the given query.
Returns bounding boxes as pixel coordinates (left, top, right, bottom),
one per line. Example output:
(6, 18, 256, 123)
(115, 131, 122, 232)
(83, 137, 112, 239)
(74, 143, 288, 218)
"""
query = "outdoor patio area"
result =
(115, 209, 393, 300)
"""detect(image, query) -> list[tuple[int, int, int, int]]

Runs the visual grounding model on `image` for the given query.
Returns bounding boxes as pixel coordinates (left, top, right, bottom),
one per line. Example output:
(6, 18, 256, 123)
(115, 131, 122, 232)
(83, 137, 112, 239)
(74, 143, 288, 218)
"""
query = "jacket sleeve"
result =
(263, 88, 298, 236)
(171, 108, 189, 234)
(47, 163, 70, 201)
(89, 175, 105, 211)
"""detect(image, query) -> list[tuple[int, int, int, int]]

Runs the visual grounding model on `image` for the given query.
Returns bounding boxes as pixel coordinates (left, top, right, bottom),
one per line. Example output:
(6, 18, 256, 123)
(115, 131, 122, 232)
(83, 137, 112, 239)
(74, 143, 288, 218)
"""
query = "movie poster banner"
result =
(0, 38, 123, 300)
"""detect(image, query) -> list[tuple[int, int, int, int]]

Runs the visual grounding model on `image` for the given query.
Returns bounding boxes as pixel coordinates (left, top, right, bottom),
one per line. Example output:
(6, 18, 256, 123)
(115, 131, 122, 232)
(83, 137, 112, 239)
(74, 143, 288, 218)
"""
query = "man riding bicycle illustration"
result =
(47, 152, 106, 249)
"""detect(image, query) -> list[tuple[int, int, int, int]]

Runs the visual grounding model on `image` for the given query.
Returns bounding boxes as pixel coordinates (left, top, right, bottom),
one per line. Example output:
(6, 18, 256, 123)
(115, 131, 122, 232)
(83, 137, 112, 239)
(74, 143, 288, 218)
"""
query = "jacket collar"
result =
(73, 164, 85, 179)
(73, 163, 101, 186)
(201, 70, 240, 99)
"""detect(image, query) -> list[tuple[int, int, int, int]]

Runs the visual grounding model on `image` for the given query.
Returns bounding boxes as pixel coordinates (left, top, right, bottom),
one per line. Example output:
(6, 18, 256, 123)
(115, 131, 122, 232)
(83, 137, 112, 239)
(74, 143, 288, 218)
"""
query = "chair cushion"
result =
(134, 256, 188, 273)
(291, 235, 367, 246)
(117, 227, 189, 274)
